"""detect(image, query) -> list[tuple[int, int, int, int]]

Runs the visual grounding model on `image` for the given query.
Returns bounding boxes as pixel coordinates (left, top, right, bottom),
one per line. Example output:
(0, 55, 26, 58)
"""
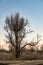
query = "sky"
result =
(0, 0, 43, 49)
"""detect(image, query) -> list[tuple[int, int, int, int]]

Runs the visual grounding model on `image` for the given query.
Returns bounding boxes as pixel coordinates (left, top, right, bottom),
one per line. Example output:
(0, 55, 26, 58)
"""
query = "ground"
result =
(0, 50, 43, 65)
(0, 60, 43, 65)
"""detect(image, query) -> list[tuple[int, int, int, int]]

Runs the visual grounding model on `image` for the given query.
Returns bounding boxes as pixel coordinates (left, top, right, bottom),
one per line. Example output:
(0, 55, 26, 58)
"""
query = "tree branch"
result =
(19, 30, 33, 45)
(20, 43, 30, 51)
(19, 33, 25, 44)
(8, 32, 16, 49)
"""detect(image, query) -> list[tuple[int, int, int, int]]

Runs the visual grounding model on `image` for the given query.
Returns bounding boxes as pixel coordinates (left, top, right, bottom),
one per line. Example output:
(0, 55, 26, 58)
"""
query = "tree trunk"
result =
(15, 47, 20, 59)
(15, 31, 20, 59)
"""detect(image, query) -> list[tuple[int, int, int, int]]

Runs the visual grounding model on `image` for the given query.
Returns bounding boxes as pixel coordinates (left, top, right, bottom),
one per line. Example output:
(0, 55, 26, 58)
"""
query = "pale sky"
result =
(0, 0, 43, 49)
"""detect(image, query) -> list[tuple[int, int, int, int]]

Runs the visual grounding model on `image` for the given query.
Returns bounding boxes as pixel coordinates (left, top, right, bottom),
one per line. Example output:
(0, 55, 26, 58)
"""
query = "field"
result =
(0, 60, 43, 65)
(0, 51, 43, 65)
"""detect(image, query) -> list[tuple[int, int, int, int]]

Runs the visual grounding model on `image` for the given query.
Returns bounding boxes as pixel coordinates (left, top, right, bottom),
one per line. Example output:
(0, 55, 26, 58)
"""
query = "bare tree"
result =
(40, 44, 43, 52)
(28, 34, 41, 52)
(29, 34, 41, 46)
(4, 13, 33, 59)
(36, 34, 41, 44)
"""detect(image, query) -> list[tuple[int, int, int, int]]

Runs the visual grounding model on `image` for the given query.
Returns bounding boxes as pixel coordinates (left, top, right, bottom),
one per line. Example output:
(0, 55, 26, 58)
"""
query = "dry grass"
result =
(0, 60, 43, 65)
(0, 51, 43, 65)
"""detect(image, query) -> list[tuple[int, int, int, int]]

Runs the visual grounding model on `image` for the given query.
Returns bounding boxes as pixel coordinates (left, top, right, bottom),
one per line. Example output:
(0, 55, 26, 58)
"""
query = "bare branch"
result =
(28, 34, 41, 46)
(36, 34, 41, 44)
(29, 42, 38, 46)
(20, 43, 30, 51)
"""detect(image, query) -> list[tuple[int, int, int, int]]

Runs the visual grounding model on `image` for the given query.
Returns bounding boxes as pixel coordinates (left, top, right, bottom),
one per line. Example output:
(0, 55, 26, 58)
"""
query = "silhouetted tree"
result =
(4, 13, 33, 59)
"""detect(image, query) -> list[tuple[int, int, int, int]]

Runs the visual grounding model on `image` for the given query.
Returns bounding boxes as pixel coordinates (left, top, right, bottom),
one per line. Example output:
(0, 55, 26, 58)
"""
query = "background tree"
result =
(28, 34, 41, 52)
(4, 13, 33, 59)
(40, 44, 43, 52)
(29, 34, 41, 46)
